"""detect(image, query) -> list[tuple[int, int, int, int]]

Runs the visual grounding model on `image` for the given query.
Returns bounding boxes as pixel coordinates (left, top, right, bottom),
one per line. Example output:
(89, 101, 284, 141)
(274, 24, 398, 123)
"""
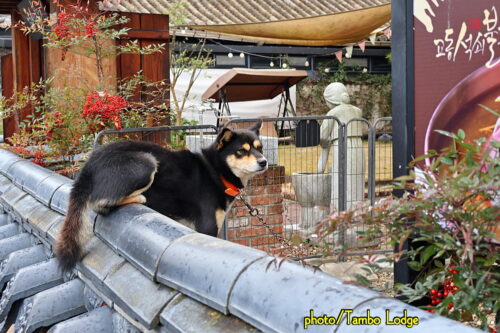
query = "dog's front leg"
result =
(195, 206, 221, 237)
(215, 208, 226, 233)
(195, 211, 218, 237)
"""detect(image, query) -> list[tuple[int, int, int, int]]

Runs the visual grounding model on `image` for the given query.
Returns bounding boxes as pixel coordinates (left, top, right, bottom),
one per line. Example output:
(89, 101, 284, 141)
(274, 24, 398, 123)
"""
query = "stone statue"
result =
(317, 82, 364, 210)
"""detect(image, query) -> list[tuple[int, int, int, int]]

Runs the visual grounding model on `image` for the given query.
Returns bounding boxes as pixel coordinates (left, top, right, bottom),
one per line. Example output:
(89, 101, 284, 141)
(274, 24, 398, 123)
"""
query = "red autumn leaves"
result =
(43, 111, 65, 139)
(54, 12, 70, 40)
(84, 21, 97, 38)
(82, 91, 127, 131)
(53, 8, 99, 60)
(54, 11, 71, 60)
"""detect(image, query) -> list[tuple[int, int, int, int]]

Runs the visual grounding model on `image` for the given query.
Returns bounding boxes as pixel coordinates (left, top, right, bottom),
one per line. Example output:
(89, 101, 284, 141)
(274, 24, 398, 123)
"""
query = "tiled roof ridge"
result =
(0, 148, 480, 333)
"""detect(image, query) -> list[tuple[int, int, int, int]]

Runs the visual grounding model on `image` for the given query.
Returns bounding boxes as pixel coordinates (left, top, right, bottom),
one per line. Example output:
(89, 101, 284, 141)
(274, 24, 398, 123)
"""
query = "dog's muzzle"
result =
(258, 158, 268, 170)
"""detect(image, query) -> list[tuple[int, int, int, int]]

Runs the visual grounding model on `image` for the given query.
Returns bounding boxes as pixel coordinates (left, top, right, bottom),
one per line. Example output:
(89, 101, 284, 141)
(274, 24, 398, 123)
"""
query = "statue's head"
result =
(323, 82, 350, 108)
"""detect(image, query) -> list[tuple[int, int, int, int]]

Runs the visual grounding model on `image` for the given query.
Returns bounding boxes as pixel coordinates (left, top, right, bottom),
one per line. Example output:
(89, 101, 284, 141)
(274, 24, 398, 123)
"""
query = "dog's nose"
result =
(258, 159, 267, 168)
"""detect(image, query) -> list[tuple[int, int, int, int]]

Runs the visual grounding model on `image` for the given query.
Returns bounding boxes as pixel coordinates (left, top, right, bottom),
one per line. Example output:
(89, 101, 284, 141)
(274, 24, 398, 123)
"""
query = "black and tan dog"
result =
(55, 121, 268, 273)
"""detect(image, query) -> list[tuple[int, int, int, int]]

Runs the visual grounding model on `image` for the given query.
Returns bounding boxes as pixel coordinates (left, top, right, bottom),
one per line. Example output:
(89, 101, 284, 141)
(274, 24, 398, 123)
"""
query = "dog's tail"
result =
(54, 174, 92, 274)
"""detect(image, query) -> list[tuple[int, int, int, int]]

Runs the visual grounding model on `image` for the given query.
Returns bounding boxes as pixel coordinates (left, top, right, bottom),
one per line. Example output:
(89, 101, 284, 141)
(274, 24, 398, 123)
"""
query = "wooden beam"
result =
(11, 10, 30, 90)
(125, 29, 170, 40)
(141, 13, 169, 144)
(11, 9, 32, 121)
(1, 54, 16, 140)
(6, 9, 43, 139)
(0, 0, 19, 15)
(116, 12, 141, 96)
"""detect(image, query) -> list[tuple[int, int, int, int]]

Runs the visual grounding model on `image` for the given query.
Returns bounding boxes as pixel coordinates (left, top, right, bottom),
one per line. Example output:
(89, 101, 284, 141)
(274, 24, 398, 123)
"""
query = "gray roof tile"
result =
(0, 245, 48, 290)
(156, 233, 266, 314)
(47, 306, 114, 333)
(95, 204, 194, 279)
(160, 294, 257, 333)
(14, 279, 86, 333)
(102, 262, 177, 329)
(0, 258, 64, 323)
(0, 233, 33, 261)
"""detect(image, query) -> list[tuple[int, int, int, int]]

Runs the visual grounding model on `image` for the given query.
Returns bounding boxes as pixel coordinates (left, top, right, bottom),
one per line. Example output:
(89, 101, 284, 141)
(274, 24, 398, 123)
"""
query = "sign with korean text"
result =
(413, 0, 499, 157)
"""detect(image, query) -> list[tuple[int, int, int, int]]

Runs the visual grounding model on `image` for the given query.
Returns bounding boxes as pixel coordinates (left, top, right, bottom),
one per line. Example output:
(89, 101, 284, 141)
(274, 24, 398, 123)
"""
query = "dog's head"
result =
(215, 120, 268, 182)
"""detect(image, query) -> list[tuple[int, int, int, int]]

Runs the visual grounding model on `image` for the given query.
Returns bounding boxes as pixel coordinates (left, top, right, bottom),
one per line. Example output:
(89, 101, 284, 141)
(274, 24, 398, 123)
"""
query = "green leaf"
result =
(434, 129, 457, 139)
(412, 153, 433, 163)
(457, 129, 465, 140)
(354, 273, 371, 286)
(478, 104, 500, 117)
(407, 261, 422, 271)
(394, 175, 414, 183)
(483, 256, 496, 266)
(465, 151, 477, 166)
(434, 250, 446, 260)
(440, 156, 453, 165)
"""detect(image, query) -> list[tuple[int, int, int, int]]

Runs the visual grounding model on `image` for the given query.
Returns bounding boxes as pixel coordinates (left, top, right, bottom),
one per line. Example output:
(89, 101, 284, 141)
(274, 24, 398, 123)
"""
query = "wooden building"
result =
(0, 0, 170, 140)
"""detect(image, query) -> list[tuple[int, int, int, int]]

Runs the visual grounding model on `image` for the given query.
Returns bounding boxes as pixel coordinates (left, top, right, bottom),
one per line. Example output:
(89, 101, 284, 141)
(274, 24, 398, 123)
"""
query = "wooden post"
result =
(116, 12, 170, 145)
(1, 53, 15, 139)
(3, 10, 43, 141)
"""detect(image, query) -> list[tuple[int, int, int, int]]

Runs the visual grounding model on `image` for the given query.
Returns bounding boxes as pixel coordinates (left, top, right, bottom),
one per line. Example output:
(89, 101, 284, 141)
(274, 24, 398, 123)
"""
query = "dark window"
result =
(370, 56, 391, 73)
(287, 56, 309, 69)
(215, 54, 246, 67)
(344, 57, 368, 70)
(249, 55, 278, 69)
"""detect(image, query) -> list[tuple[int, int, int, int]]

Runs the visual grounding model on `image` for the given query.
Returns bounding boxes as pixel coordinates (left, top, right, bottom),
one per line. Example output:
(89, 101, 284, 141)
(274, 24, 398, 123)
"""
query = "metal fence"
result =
(223, 117, 393, 257)
(94, 116, 393, 258)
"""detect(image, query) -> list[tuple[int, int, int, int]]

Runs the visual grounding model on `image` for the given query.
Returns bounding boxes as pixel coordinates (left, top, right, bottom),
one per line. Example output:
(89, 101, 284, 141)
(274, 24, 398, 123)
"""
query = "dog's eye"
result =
(237, 149, 247, 155)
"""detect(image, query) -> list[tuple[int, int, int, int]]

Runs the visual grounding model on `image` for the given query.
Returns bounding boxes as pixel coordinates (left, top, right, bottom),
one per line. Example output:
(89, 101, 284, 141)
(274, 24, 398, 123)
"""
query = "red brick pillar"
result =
(227, 166, 285, 254)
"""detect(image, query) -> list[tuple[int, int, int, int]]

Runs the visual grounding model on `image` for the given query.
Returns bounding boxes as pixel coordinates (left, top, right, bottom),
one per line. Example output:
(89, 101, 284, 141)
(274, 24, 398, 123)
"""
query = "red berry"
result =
(428, 309, 435, 313)
(444, 291, 449, 297)
(431, 299, 438, 305)
(430, 289, 437, 295)
(435, 299, 441, 304)
(437, 292, 443, 298)
(447, 303, 453, 309)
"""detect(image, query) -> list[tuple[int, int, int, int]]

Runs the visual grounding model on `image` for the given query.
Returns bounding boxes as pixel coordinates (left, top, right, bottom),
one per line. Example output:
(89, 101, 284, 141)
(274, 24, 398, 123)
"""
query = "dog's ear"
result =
(216, 127, 234, 150)
(248, 119, 263, 136)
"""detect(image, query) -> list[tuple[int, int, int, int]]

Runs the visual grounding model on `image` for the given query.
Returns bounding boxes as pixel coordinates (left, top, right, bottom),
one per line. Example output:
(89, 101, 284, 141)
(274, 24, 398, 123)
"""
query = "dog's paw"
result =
(92, 199, 116, 214)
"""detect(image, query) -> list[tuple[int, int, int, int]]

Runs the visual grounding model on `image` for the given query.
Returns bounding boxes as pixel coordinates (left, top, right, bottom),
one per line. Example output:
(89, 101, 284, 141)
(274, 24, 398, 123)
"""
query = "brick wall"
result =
(227, 165, 285, 255)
